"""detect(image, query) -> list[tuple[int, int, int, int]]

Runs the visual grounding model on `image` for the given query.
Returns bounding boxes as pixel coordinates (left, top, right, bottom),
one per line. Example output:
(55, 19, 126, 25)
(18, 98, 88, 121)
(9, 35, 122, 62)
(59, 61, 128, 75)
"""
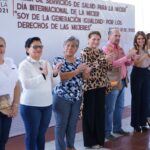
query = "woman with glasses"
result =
(130, 31, 150, 132)
(19, 37, 61, 150)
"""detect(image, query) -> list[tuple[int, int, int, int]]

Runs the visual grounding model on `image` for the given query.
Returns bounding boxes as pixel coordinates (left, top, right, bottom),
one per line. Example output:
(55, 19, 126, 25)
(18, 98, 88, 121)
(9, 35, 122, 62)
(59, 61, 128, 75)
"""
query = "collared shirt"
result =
(0, 57, 18, 104)
(103, 41, 132, 79)
(53, 56, 83, 102)
(19, 57, 54, 107)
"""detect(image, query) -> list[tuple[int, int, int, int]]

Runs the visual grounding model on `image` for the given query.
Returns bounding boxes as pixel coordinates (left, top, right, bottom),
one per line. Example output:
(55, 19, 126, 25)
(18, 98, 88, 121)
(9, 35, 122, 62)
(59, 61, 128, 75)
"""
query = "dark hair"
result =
(25, 37, 41, 48)
(25, 38, 31, 49)
(0, 36, 6, 46)
(146, 33, 150, 40)
(25, 37, 41, 55)
(88, 31, 101, 39)
(133, 31, 147, 53)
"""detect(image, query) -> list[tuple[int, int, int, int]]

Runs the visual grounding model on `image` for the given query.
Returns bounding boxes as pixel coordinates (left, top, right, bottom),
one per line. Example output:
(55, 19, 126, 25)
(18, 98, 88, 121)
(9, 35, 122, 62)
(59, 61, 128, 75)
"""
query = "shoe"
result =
(85, 145, 101, 149)
(106, 134, 115, 140)
(66, 147, 76, 150)
(99, 145, 104, 148)
(134, 127, 141, 132)
(113, 129, 130, 135)
(141, 126, 148, 132)
(147, 118, 150, 127)
(91, 145, 101, 149)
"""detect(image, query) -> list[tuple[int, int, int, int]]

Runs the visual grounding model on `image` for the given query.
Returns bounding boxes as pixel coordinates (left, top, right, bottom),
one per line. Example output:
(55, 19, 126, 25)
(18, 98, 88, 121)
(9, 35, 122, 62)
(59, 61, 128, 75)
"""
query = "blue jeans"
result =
(53, 94, 81, 150)
(105, 81, 125, 136)
(20, 104, 52, 150)
(0, 113, 12, 150)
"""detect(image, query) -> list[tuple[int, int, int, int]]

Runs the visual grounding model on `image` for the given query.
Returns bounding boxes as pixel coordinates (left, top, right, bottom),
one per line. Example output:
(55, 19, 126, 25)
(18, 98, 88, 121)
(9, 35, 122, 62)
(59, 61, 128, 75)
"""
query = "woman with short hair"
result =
(19, 37, 61, 150)
(53, 36, 90, 150)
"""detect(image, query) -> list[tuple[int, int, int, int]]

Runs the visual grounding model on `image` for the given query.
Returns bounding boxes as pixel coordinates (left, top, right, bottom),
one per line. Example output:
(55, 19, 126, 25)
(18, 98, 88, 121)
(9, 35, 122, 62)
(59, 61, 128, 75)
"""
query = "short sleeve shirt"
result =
(53, 56, 83, 102)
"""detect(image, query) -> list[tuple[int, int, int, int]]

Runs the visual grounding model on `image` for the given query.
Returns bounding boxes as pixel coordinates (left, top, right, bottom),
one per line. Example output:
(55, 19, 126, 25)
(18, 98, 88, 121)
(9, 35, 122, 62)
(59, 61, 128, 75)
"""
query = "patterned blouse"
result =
(53, 56, 83, 102)
(81, 47, 112, 92)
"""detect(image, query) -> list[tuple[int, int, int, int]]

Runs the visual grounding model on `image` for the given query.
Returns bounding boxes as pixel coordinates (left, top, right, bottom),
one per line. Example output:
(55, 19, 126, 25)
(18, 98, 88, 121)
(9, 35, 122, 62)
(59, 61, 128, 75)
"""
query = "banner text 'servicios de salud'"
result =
(0, 0, 135, 136)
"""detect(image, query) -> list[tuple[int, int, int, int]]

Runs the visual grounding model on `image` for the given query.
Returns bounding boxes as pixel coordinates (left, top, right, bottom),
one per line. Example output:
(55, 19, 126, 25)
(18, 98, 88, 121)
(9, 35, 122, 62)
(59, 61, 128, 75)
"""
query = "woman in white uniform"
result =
(0, 36, 20, 150)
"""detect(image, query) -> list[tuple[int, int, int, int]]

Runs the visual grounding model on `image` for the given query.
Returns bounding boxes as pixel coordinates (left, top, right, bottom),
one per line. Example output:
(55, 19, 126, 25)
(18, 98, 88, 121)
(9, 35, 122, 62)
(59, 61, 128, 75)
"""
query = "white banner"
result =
(0, 0, 135, 136)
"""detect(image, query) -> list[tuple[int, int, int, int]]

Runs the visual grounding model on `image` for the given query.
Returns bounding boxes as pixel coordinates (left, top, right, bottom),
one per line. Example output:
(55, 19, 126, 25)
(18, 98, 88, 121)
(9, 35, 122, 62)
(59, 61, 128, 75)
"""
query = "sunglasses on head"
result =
(31, 45, 43, 49)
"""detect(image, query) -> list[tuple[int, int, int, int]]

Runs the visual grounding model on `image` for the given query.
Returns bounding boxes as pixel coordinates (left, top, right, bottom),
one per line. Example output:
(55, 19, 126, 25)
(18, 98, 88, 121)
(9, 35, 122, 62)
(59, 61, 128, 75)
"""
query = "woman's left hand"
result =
(84, 66, 91, 74)
(82, 66, 91, 79)
(9, 104, 18, 118)
(53, 63, 62, 77)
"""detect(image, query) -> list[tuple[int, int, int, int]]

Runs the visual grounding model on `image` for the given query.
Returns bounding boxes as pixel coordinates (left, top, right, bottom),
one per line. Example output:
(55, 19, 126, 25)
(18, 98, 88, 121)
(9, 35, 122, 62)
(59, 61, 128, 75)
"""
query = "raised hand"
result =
(77, 63, 88, 73)
(53, 63, 63, 76)
(127, 49, 137, 59)
(105, 53, 115, 63)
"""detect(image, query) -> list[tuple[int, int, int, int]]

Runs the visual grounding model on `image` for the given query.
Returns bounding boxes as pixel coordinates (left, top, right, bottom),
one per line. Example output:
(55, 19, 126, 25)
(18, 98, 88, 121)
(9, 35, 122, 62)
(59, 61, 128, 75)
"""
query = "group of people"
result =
(0, 29, 150, 150)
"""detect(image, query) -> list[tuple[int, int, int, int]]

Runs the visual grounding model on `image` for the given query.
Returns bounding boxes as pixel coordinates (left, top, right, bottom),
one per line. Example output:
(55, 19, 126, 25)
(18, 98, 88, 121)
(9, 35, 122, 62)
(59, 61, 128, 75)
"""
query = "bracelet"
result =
(42, 73, 46, 80)
(53, 73, 58, 77)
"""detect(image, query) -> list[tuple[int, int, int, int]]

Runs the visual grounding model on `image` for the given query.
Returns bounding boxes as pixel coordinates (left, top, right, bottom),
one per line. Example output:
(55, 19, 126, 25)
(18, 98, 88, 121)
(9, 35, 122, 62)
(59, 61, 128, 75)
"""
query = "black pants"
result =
(131, 66, 150, 128)
(146, 70, 150, 117)
(0, 112, 12, 150)
(82, 87, 105, 147)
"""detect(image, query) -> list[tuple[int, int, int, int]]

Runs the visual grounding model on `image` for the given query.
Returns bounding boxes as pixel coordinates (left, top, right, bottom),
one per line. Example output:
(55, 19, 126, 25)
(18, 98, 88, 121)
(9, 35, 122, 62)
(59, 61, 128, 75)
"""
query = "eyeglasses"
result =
(30, 45, 43, 49)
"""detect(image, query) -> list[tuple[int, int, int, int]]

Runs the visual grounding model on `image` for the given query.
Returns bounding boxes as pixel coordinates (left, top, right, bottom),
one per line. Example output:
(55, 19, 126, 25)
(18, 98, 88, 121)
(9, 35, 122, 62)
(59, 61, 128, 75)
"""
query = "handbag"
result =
(108, 68, 122, 90)
(0, 94, 11, 115)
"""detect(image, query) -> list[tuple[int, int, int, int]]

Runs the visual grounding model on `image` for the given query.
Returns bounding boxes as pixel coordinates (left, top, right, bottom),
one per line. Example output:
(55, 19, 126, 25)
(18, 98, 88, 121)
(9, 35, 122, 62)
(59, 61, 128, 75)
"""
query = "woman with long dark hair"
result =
(130, 31, 150, 132)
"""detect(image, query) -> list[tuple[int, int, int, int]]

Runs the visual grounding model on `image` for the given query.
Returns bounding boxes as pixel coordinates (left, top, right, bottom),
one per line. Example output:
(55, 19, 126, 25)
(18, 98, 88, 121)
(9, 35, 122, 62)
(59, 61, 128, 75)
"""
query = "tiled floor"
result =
(45, 117, 133, 150)
(6, 107, 150, 150)
(45, 133, 111, 150)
